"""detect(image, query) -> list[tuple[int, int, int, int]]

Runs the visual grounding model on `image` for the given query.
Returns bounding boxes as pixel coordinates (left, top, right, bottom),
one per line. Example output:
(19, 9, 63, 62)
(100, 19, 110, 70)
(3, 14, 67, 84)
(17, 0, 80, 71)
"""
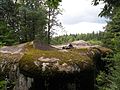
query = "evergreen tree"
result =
(92, 1, 120, 89)
(103, 7, 120, 52)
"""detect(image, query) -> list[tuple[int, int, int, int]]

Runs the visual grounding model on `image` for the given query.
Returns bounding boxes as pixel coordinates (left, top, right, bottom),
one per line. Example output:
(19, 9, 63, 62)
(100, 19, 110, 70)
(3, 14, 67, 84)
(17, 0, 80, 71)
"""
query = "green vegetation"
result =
(0, 0, 62, 89)
(51, 0, 120, 89)
(0, 0, 120, 89)
(0, 0, 62, 45)
(87, 40, 102, 45)
(20, 44, 93, 73)
(0, 80, 7, 90)
(93, 1, 120, 90)
(51, 31, 104, 45)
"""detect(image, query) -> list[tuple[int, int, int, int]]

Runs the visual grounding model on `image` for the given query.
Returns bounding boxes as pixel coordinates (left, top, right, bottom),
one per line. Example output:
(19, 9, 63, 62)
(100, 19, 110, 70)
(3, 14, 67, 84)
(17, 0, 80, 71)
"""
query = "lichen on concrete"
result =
(0, 42, 112, 77)
(0, 41, 112, 90)
(19, 43, 95, 76)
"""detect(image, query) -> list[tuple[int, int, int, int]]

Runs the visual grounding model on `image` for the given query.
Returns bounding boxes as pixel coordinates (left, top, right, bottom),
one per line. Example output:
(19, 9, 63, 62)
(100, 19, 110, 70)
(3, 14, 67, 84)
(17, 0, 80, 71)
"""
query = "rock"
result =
(33, 40, 57, 50)
(0, 41, 112, 90)
(62, 43, 74, 49)
(52, 40, 97, 49)
(72, 40, 90, 46)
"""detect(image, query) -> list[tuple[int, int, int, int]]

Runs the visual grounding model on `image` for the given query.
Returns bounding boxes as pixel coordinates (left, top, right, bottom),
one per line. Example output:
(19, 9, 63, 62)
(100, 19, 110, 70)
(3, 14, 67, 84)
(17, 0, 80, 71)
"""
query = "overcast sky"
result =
(56, 0, 107, 36)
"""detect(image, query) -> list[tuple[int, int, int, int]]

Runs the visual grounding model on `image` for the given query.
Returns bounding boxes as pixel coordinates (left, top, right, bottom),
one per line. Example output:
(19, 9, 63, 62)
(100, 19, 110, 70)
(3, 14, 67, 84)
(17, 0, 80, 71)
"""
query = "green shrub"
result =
(87, 40, 103, 45)
(0, 80, 7, 90)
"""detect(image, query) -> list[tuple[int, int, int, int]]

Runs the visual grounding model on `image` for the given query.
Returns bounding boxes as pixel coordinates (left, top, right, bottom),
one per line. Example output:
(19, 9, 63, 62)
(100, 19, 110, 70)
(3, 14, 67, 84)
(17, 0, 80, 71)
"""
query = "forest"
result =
(51, 31, 104, 45)
(0, 0, 120, 90)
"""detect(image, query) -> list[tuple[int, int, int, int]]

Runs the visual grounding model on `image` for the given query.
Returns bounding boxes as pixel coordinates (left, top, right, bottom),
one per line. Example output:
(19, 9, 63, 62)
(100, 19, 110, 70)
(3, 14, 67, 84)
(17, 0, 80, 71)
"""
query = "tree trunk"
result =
(47, 7, 51, 44)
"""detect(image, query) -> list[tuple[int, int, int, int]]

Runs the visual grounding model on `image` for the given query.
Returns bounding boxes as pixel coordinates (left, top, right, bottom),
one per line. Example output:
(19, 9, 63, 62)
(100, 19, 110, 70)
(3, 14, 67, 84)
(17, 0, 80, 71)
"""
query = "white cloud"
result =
(64, 22, 106, 34)
(56, 0, 106, 36)
(56, 22, 106, 36)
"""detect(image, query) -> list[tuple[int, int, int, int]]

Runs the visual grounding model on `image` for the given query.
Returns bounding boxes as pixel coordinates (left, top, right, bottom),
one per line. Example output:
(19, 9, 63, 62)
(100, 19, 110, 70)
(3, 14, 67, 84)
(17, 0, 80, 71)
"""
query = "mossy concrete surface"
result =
(0, 42, 112, 90)
(0, 42, 112, 77)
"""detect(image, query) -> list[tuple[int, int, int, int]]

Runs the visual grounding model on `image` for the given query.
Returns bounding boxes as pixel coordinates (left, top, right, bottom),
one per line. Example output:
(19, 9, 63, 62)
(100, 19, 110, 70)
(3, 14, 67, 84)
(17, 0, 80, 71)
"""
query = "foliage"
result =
(0, 80, 7, 90)
(111, 53, 120, 90)
(95, 5, 120, 90)
(46, 0, 62, 9)
(0, 0, 20, 45)
(92, 0, 120, 89)
(95, 55, 115, 90)
(95, 53, 120, 90)
(92, 0, 120, 18)
(102, 7, 120, 52)
(18, 0, 62, 44)
(87, 40, 102, 45)
(0, 21, 16, 46)
(18, 1, 48, 43)
(51, 31, 104, 45)
(44, 0, 63, 44)
(96, 71, 111, 90)
(0, 0, 62, 45)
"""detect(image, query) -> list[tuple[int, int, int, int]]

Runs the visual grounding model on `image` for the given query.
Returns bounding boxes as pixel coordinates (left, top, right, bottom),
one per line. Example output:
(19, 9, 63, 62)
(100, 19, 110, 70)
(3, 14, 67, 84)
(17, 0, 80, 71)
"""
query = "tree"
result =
(92, 0, 120, 18)
(0, 0, 20, 45)
(46, 0, 62, 9)
(103, 7, 120, 52)
(0, 0, 49, 45)
(93, 0, 120, 89)
(42, 0, 63, 44)
(17, 0, 48, 43)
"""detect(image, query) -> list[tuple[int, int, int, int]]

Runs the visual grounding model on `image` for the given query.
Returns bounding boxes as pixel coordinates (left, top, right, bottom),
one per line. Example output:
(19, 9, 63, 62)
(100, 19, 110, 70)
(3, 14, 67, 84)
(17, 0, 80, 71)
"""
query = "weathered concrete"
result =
(0, 42, 112, 90)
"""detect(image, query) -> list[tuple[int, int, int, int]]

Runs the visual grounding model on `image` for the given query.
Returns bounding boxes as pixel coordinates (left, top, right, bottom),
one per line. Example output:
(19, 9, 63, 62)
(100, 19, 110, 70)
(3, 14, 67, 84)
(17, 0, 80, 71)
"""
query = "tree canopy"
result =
(92, 0, 120, 18)
(92, 0, 120, 89)
(0, 0, 62, 45)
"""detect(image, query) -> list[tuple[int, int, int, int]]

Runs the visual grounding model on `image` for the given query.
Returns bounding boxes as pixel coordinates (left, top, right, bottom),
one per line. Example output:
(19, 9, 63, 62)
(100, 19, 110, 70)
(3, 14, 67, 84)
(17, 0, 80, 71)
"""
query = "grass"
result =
(87, 40, 103, 45)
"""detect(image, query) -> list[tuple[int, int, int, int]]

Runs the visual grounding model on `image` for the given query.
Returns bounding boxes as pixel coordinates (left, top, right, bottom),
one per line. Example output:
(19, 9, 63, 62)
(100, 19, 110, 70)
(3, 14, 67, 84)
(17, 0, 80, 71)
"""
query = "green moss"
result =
(0, 53, 21, 62)
(87, 40, 103, 45)
(0, 43, 112, 77)
(22, 45, 92, 64)
(19, 44, 94, 76)
(69, 48, 88, 53)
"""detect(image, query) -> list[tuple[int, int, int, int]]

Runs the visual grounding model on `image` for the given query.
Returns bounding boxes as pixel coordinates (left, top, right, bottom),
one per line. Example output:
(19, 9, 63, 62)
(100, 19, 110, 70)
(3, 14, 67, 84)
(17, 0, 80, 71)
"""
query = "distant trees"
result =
(51, 31, 104, 45)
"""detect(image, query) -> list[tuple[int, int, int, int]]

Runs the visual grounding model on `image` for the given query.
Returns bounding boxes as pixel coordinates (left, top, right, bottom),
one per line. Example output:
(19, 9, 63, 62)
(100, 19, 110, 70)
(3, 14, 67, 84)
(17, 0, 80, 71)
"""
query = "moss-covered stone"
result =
(0, 42, 112, 77)
(0, 41, 112, 90)
(20, 44, 94, 76)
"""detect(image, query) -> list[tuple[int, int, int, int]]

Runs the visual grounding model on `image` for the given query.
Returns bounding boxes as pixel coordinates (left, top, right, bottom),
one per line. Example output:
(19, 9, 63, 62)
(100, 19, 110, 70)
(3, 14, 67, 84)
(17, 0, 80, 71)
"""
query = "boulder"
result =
(0, 41, 112, 90)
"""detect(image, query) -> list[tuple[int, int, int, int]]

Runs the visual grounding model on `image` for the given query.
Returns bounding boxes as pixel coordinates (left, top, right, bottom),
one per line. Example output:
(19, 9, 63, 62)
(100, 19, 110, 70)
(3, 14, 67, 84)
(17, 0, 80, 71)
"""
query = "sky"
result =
(56, 0, 107, 36)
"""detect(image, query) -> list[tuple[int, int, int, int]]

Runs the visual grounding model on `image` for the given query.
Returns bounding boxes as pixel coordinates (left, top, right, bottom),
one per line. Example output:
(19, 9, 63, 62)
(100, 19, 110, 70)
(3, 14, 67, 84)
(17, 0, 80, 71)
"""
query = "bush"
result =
(87, 40, 103, 45)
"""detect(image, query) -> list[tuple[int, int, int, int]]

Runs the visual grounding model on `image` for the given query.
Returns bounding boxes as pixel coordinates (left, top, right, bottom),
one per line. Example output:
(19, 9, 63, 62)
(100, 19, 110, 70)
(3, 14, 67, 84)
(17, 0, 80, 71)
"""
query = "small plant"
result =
(0, 80, 7, 90)
(87, 40, 103, 45)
